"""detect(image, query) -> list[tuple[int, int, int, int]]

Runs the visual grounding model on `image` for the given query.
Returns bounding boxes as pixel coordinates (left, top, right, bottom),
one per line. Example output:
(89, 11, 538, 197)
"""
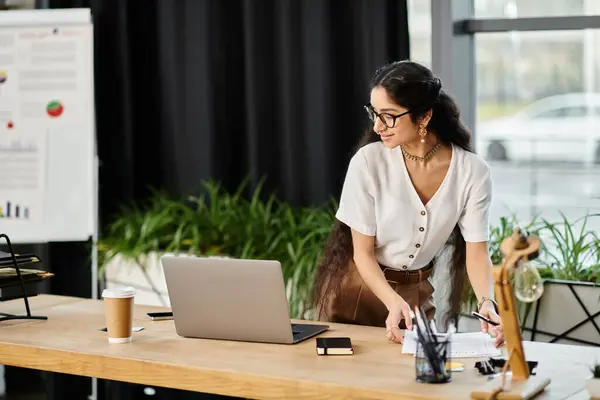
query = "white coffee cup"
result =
(102, 287, 136, 343)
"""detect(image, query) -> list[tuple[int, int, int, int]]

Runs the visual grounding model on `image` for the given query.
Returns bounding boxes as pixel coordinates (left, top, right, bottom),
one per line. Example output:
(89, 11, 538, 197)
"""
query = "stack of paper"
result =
(402, 330, 502, 358)
(0, 267, 54, 288)
(0, 251, 40, 267)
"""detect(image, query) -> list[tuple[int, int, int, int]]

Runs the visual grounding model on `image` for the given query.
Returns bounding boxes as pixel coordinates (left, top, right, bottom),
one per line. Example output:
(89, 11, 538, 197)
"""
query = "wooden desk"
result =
(0, 294, 597, 399)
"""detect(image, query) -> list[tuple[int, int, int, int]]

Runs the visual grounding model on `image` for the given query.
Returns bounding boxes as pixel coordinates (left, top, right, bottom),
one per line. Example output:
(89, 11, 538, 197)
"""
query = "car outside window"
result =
(533, 106, 589, 118)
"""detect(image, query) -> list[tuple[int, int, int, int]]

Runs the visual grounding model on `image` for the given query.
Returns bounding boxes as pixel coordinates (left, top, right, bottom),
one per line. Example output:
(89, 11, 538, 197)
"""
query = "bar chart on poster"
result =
(0, 132, 46, 223)
(0, 8, 96, 244)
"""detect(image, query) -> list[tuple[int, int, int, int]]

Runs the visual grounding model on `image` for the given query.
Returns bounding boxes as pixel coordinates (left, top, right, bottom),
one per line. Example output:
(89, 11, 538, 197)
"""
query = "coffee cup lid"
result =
(102, 286, 136, 298)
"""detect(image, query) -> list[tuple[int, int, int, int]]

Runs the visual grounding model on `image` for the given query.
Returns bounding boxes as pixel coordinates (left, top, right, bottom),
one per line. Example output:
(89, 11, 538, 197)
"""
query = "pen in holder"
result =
(412, 307, 452, 384)
(415, 333, 451, 384)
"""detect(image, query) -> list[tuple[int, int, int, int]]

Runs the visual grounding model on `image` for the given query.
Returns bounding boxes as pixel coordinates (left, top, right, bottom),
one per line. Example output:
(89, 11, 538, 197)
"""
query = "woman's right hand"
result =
(385, 297, 413, 344)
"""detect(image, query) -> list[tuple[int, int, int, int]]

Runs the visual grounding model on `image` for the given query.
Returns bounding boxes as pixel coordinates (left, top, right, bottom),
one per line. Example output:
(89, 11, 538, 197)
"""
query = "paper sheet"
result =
(402, 330, 502, 358)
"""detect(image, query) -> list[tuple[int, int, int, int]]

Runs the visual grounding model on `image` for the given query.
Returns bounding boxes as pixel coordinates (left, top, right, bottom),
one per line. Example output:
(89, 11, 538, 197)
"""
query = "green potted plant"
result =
(587, 361, 600, 399)
(517, 213, 600, 345)
(459, 212, 600, 347)
(99, 178, 336, 319)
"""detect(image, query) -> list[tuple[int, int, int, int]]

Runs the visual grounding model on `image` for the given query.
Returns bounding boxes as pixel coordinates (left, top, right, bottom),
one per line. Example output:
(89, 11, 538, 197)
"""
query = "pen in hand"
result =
(471, 311, 500, 327)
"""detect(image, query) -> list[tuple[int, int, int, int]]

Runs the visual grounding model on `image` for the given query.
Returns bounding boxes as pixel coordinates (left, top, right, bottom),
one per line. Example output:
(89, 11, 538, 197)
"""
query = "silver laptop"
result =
(160, 256, 329, 344)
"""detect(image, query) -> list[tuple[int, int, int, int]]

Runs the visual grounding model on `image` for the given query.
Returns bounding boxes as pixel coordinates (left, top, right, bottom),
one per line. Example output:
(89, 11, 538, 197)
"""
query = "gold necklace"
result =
(400, 141, 443, 162)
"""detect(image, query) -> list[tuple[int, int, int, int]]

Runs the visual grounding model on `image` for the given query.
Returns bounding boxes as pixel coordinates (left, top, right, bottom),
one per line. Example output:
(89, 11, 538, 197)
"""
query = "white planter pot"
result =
(519, 280, 600, 346)
(102, 252, 231, 307)
(587, 377, 600, 399)
(103, 251, 171, 306)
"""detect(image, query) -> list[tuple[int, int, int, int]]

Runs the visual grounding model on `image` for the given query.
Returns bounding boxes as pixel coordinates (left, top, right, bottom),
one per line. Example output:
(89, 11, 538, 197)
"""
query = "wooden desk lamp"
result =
(470, 227, 551, 400)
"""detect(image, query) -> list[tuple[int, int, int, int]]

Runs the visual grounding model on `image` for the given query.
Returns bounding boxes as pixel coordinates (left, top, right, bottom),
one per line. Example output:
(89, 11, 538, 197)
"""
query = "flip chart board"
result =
(0, 8, 96, 244)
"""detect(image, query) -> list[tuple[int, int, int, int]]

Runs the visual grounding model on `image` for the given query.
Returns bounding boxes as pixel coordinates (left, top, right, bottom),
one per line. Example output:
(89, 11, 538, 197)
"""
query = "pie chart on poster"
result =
(0, 70, 7, 84)
(46, 100, 64, 117)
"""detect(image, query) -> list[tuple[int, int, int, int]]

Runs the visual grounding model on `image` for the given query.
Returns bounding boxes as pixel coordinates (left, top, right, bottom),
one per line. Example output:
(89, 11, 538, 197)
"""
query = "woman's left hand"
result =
(479, 303, 505, 347)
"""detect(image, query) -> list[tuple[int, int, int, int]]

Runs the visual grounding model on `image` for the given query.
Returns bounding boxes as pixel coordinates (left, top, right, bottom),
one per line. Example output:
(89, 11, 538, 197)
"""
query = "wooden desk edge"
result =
(0, 296, 592, 400)
(0, 342, 435, 400)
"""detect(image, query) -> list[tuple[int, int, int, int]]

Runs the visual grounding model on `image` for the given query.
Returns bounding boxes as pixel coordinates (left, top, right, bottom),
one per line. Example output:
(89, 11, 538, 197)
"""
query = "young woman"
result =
(313, 60, 505, 346)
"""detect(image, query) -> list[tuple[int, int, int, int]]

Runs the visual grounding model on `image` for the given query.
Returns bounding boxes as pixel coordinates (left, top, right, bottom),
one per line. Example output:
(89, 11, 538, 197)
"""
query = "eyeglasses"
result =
(364, 105, 410, 128)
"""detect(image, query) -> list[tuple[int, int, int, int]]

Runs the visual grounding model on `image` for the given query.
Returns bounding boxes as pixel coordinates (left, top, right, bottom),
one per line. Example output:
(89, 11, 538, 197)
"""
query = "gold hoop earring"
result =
(419, 125, 427, 143)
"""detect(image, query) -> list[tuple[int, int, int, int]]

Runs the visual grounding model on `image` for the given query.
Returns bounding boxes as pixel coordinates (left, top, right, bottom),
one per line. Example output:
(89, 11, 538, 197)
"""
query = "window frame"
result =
(430, 0, 600, 148)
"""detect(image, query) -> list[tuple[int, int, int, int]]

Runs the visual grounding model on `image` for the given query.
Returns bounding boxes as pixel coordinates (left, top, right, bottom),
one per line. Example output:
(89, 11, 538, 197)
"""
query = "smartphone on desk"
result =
(146, 311, 173, 321)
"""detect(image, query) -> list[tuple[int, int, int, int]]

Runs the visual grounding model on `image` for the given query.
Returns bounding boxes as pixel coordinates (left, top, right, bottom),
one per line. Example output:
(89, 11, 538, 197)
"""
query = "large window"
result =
(474, 0, 594, 18)
(407, 0, 431, 68)
(411, 2, 600, 236)
(1, 0, 35, 9)
(474, 27, 600, 233)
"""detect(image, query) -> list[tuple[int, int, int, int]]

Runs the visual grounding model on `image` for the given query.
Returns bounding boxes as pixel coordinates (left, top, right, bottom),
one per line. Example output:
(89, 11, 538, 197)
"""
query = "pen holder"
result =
(415, 335, 451, 384)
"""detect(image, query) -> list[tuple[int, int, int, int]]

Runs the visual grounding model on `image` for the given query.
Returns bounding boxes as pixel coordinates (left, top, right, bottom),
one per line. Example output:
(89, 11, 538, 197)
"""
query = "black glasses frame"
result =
(364, 104, 410, 128)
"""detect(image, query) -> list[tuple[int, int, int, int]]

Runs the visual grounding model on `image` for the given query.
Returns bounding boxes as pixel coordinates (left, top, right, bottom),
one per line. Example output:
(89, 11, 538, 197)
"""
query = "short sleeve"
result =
(458, 166, 492, 242)
(335, 151, 376, 236)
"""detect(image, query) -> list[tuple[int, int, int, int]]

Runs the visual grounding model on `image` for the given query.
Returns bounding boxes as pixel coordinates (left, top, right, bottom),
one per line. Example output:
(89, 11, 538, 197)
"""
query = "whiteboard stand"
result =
(90, 154, 99, 400)
(91, 154, 99, 301)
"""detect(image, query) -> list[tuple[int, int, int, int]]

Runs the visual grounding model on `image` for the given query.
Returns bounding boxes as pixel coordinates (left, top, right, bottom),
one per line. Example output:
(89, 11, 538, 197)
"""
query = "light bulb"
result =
(514, 261, 544, 303)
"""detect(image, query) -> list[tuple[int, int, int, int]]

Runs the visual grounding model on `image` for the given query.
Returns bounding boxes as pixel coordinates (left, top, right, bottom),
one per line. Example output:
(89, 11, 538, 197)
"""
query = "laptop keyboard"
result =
(291, 323, 303, 335)
(291, 323, 329, 341)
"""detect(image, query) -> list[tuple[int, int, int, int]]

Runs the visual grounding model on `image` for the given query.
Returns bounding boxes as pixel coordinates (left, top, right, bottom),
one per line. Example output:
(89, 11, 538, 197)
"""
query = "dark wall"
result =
(66, 0, 410, 227)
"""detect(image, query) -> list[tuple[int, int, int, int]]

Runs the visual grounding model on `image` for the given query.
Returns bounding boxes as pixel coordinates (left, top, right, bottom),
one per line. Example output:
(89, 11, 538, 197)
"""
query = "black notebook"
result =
(316, 337, 353, 355)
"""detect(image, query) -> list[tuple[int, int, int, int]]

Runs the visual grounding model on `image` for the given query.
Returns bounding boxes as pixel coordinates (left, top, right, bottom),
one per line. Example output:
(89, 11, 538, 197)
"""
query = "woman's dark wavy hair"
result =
(312, 60, 473, 328)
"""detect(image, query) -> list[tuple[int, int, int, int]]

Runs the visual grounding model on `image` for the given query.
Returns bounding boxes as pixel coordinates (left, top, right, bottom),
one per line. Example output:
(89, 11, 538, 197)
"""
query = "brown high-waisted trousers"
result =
(319, 260, 436, 328)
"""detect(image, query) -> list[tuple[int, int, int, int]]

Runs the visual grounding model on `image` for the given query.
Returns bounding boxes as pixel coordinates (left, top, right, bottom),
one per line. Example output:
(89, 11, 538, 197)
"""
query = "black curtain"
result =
(47, 0, 410, 227)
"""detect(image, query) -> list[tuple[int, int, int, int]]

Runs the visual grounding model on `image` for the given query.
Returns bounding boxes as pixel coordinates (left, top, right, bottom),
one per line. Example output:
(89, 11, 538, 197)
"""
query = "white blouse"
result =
(335, 141, 492, 271)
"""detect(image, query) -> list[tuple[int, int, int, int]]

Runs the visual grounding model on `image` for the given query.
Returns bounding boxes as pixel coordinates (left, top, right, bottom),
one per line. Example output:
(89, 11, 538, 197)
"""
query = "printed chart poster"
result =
(0, 24, 91, 128)
(0, 127, 46, 224)
(0, 12, 94, 242)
